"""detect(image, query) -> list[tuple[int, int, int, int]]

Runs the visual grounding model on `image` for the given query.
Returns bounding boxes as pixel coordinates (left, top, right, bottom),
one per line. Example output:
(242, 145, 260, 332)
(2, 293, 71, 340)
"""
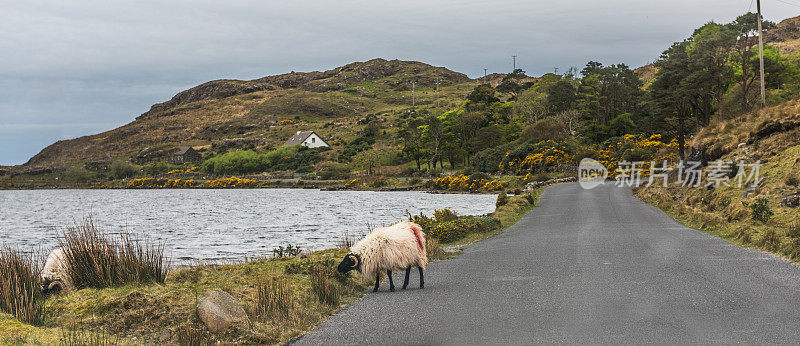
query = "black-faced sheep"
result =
(337, 221, 427, 292)
(41, 247, 72, 295)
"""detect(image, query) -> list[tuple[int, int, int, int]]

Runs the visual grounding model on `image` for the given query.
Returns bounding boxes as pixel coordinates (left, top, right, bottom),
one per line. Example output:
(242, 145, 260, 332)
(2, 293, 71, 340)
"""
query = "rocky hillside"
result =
(17, 59, 474, 171)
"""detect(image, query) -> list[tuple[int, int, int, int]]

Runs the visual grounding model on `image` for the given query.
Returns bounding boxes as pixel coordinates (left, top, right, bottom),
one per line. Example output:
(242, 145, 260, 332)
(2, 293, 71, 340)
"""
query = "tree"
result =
(577, 62, 643, 126)
(687, 22, 736, 122)
(496, 80, 522, 98)
(467, 84, 500, 106)
(547, 79, 577, 114)
(729, 13, 776, 112)
(513, 89, 549, 123)
(650, 41, 694, 159)
(400, 117, 425, 170)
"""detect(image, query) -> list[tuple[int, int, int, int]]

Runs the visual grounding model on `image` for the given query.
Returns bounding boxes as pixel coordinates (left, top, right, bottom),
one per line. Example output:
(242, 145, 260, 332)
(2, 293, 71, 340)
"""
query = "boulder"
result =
(781, 195, 800, 208)
(196, 290, 250, 333)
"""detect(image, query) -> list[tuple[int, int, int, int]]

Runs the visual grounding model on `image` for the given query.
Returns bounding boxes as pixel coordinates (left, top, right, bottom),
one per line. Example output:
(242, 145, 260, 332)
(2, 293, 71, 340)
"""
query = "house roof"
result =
(284, 131, 318, 146)
(174, 146, 194, 155)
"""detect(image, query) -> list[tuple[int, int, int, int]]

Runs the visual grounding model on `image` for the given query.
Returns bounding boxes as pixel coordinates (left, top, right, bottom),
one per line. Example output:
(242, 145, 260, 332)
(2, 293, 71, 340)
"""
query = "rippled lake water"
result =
(0, 189, 496, 264)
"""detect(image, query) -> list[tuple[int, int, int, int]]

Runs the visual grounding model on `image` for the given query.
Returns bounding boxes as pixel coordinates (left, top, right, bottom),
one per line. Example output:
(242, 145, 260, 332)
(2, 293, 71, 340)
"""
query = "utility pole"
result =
(483, 68, 488, 84)
(435, 79, 440, 108)
(411, 81, 416, 110)
(554, 67, 559, 74)
(757, 0, 766, 108)
(512, 55, 517, 71)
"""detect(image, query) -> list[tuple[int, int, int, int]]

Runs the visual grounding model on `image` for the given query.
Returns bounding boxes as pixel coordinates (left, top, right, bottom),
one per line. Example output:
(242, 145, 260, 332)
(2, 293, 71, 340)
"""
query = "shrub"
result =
(425, 174, 505, 191)
(309, 265, 341, 306)
(433, 209, 458, 222)
(750, 198, 774, 223)
(523, 193, 537, 205)
(788, 223, 800, 238)
(60, 218, 168, 289)
(202, 146, 323, 175)
(0, 249, 43, 324)
(64, 166, 93, 184)
(496, 191, 508, 208)
(786, 174, 799, 187)
(425, 238, 446, 260)
(426, 216, 502, 243)
(318, 164, 350, 180)
(110, 160, 140, 179)
(272, 244, 302, 258)
(143, 161, 180, 176)
(253, 277, 296, 322)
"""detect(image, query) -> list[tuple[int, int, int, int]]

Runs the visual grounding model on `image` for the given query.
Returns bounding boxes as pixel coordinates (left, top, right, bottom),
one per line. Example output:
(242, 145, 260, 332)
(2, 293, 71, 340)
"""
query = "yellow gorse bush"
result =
(500, 140, 572, 174)
(126, 178, 198, 189)
(166, 167, 200, 175)
(199, 177, 265, 188)
(426, 174, 505, 191)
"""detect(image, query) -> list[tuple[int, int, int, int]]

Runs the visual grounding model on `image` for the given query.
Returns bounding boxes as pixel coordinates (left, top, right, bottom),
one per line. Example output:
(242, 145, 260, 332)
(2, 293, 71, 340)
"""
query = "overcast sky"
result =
(0, 0, 796, 165)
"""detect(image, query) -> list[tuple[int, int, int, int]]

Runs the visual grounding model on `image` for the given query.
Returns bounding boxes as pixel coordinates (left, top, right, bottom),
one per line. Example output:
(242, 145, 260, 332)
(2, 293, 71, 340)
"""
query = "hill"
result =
(17, 59, 473, 171)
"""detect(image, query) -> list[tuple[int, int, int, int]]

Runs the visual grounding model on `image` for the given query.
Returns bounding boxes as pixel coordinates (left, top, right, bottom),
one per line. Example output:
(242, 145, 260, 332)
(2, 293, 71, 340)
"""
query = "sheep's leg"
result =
(373, 272, 380, 292)
(418, 266, 425, 289)
(387, 270, 395, 292)
(402, 266, 411, 289)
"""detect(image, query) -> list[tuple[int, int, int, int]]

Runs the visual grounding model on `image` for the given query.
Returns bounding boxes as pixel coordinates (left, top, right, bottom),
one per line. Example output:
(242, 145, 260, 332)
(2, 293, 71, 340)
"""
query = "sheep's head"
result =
(41, 279, 63, 296)
(337, 253, 361, 273)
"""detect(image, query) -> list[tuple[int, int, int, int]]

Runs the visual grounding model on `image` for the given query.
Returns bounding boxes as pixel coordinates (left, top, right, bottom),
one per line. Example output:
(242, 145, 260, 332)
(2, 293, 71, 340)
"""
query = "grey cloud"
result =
(0, 0, 796, 164)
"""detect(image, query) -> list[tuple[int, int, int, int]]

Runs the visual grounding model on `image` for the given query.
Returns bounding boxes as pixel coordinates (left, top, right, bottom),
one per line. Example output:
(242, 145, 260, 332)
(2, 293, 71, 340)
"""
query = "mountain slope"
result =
(20, 59, 473, 170)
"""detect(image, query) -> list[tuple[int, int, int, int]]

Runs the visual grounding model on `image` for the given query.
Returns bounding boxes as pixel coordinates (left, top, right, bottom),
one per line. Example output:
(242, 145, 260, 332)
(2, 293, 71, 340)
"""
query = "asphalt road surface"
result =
(294, 183, 800, 345)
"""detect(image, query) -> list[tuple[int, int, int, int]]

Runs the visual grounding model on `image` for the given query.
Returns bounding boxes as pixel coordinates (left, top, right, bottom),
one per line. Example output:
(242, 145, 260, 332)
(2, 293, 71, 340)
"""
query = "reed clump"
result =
(0, 249, 43, 324)
(253, 277, 297, 323)
(59, 321, 119, 346)
(175, 325, 212, 346)
(309, 265, 341, 307)
(60, 217, 168, 289)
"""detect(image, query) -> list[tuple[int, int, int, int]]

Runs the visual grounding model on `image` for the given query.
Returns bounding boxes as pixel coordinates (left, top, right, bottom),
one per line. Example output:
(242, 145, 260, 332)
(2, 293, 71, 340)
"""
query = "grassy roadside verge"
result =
(636, 184, 800, 264)
(0, 190, 542, 345)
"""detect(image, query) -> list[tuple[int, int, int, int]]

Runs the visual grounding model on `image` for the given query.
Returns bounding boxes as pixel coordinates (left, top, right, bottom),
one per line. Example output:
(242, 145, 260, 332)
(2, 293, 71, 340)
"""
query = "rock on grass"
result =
(197, 290, 250, 333)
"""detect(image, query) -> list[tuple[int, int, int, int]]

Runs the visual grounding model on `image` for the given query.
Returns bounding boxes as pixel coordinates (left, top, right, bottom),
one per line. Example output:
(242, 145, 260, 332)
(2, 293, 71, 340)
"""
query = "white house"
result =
(284, 131, 330, 148)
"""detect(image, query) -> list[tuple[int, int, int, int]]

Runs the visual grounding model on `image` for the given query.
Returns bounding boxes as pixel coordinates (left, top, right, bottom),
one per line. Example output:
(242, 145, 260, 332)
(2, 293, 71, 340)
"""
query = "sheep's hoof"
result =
(420, 285, 424, 289)
(373, 288, 379, 292)
(390, 287, 395, 292)
(402, 286, 407, 290)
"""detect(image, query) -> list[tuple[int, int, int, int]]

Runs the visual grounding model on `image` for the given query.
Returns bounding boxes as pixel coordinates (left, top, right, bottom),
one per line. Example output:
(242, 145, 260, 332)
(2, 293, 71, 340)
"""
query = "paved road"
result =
(295, 183, 800, 345)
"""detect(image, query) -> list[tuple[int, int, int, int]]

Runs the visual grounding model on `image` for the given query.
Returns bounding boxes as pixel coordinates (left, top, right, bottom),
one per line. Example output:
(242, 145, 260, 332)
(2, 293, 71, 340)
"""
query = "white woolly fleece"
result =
(350, 221, 428, 278)
(42, 247, 72, 291)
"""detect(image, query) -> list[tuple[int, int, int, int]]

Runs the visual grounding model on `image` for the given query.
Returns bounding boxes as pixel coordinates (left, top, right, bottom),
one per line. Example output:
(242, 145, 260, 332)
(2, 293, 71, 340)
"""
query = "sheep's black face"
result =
(41, 280, 63, 296)
(337, 253, 360, 273)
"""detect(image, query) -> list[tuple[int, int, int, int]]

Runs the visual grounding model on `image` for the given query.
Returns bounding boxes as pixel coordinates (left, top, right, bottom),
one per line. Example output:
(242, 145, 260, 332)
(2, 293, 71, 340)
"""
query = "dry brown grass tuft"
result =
(59, 322, 119, 346)
(60, 217, 168, 289)
(0, 249, 43, 324)
(309, 265, 341, 307)
(253, 276, 297, 323)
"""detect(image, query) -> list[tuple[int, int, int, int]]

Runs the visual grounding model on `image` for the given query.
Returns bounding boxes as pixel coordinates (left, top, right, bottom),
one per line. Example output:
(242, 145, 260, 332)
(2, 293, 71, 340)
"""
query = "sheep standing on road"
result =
(41, 247, 72, 295)
(337, 221, 427, 292)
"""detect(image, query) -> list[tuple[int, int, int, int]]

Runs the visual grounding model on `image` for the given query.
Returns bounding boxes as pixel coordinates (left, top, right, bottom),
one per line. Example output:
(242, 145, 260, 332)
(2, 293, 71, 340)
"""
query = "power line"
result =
(774, 0, 800, 8)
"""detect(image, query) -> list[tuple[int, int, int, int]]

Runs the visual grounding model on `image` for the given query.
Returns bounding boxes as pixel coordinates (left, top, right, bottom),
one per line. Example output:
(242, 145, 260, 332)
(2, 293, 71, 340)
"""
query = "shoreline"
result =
(0, 188, 543, 344)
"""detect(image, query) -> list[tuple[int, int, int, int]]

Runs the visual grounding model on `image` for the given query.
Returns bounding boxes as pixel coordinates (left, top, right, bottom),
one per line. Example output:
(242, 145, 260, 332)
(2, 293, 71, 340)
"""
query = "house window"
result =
(311, 137, 315, 143)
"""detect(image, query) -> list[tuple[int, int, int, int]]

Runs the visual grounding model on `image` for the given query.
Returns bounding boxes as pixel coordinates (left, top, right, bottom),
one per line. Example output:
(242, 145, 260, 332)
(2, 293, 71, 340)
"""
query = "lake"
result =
(0, 189, 497, 264)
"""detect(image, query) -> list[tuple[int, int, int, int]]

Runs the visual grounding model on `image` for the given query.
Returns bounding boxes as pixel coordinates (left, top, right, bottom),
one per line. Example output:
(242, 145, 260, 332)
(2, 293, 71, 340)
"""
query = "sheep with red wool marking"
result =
(41, 247, 72, 295)
(337, 221, 427, 292)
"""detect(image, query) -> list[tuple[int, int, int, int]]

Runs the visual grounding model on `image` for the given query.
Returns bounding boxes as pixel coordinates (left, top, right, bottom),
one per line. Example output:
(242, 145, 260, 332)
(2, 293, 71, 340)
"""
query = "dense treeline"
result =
(399, 12, 798, 170)
(186, 12, 797, 177)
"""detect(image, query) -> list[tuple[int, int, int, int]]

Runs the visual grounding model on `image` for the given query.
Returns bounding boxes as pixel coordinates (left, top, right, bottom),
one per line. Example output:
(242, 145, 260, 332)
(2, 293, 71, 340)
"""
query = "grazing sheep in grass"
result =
(337, 221, 427, 292)
(41, 248, 72, 295)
